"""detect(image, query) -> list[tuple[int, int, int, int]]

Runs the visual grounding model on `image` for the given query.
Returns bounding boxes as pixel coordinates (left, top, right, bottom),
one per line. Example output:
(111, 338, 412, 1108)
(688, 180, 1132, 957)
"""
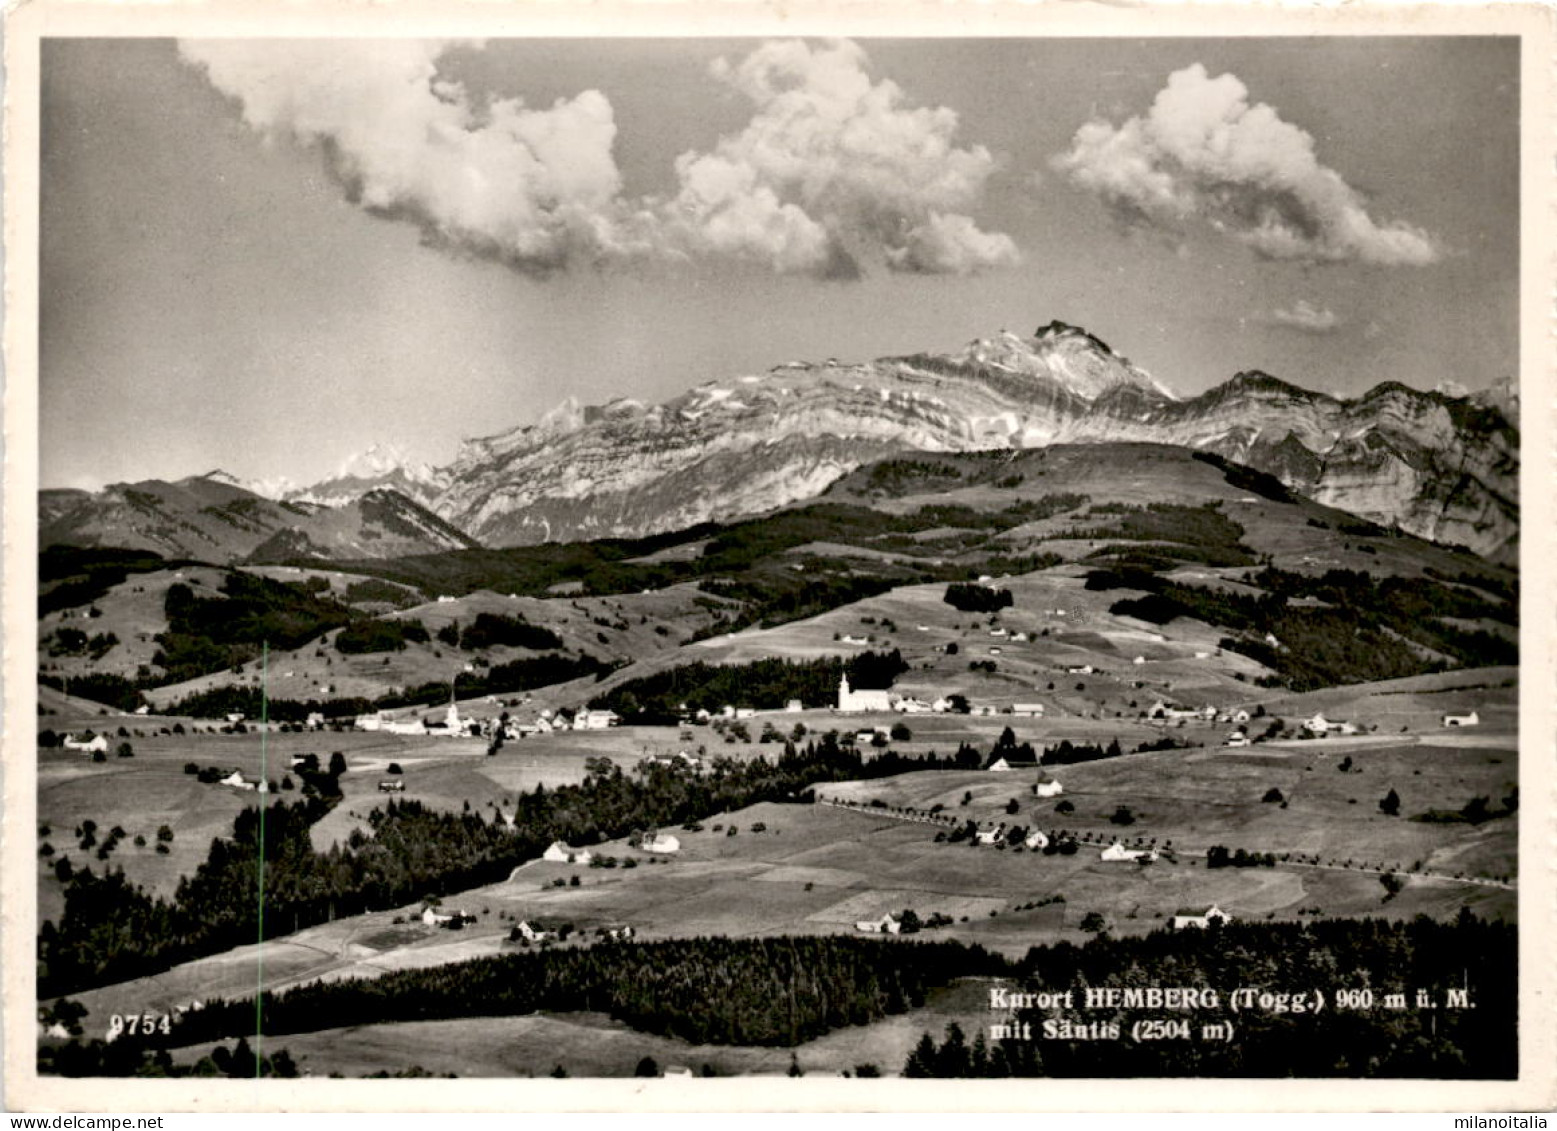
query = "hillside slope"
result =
(40, 476, 478, 564)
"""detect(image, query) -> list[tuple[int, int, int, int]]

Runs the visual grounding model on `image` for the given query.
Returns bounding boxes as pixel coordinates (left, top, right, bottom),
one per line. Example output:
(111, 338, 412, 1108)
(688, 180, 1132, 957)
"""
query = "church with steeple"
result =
(837, 674, 893, 713)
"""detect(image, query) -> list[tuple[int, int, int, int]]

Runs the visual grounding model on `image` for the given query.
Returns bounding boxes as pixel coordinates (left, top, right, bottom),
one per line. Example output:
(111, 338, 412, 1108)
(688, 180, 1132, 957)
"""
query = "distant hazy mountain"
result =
(203, 469, 298, 501)
(39, 474, 478, 563)
(431, 321, 1517, 562)
(287, 442, 449, 509)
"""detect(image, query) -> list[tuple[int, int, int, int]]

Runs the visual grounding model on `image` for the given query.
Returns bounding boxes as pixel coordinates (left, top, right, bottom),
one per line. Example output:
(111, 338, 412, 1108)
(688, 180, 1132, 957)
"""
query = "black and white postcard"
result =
(5, 0, 1554, 1113)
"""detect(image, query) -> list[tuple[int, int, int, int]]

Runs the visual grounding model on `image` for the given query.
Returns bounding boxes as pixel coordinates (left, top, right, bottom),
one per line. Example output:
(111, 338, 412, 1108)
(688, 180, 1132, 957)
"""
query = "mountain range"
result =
(41, 321, 1519, 564)
(39, 475, 476, 563)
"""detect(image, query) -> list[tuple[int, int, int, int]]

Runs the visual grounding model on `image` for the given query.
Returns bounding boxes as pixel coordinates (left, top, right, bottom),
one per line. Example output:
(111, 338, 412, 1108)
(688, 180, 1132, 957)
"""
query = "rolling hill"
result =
(39, 475, 478, 564)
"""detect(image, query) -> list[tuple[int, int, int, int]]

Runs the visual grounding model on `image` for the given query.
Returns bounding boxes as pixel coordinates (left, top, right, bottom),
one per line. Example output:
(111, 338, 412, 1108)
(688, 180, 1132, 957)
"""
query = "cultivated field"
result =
(163, 977, 1000, 1078)
(50, 712, 1515, 1040)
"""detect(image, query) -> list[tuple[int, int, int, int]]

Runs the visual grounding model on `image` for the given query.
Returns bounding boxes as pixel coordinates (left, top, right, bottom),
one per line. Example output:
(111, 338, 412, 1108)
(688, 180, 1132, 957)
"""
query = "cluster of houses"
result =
(356, 699, 478, 738)
(510, 919, 636, 943)
(686, 677, 999, 719)
(643, 750, 704, 771)
(539, 831, 680, 862)
(355, 698, 623, 742)
(1149, 700, 1252, 726)
(972, 822, 1051, 850)
(543, 841, 593, 865)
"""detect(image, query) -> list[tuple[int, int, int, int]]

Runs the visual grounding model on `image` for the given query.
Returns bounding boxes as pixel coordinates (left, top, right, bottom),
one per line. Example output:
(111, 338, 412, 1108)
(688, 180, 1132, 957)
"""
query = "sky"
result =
(39, 36, 1519, 491)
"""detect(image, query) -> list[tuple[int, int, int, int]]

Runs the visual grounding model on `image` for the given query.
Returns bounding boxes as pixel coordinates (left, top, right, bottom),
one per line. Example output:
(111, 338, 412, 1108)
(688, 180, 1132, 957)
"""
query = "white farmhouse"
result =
(1034, 777, 1064, 798)
(642, 832, 681, 854)
(854, 913, 902, 935)
(1172, 905, 1232, 930)
(1443, 711, 1480, 728)
(62, 734, 109, 754)
(219, 769, 255, 791)
(1024, 830, 1050, 850)
(543, 841, 593, 865)
(513, 920, 549, 942)
(1100, 842, 1156, 863)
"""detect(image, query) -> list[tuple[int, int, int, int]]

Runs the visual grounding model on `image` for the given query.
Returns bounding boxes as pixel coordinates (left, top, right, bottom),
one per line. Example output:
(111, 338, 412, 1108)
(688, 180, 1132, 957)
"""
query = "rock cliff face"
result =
(431, 323, 1518, 561)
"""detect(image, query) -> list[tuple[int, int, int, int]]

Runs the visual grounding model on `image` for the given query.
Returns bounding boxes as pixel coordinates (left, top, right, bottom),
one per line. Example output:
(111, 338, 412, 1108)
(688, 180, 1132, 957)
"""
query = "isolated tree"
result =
(1262, 788, 1284, 804)
(1461, 795, 1491, 823)
(903, 1033, 938, 1078)
(634, 1056, 659, 1078)
(328, 751, 348, 777)
(1379, 788, 1401, 817)
(1080, 912, 1107, 934)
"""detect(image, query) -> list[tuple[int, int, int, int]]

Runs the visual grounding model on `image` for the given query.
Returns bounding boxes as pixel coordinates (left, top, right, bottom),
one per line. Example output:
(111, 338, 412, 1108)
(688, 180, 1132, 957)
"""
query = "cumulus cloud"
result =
(1053, 64, 1439, 267)
(1267, 300, 1342, 334)
(179, 40, 637, 274)
(668, 39, 1018, 276)
(178, 37, 1017, 279)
